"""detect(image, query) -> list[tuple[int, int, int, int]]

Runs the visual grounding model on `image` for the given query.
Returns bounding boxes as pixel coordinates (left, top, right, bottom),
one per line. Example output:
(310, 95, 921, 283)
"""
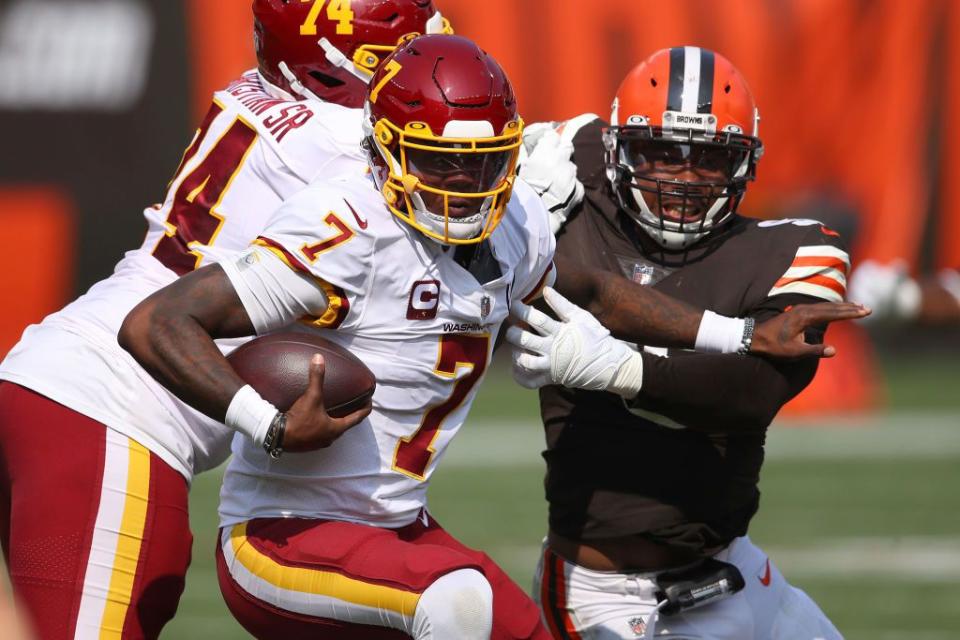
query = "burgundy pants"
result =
(217, 511, 551, 639)
(0, 382, 192, 639)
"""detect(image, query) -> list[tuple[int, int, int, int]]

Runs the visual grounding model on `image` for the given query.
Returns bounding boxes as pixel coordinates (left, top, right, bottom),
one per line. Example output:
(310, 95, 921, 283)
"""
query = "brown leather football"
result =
(226, 332, 375, 418)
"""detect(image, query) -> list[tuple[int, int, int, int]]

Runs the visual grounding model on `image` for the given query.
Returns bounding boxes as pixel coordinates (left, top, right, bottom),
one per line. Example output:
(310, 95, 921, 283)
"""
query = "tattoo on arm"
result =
(119, 264, 256, 421)
(553, 255, 704, 347)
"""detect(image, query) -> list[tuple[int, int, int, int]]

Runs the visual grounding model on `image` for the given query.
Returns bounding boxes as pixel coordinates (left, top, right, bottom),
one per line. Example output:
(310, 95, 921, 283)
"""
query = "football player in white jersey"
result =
(0, 2, 452, 637)
(118, 34, 869, 640)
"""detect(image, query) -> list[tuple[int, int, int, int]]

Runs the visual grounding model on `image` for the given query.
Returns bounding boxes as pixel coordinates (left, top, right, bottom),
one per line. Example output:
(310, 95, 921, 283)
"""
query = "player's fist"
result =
(282, 354, 372, 452)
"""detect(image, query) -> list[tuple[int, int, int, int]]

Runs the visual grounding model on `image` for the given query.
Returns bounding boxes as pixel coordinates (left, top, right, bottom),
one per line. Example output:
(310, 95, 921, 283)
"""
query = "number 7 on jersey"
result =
(392, 334, 490, 480)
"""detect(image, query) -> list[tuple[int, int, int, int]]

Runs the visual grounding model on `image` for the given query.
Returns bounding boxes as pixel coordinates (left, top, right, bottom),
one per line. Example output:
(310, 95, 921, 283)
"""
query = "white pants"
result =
(533, 536, 842, 640)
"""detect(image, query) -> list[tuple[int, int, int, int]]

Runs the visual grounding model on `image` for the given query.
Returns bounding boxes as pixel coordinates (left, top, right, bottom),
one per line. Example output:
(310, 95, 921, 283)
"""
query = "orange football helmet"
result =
(605, 46, 763, 249)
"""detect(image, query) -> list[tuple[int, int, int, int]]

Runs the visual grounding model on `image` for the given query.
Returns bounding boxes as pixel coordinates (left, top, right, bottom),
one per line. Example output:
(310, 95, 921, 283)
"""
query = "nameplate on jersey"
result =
(225, 74, 315, 143)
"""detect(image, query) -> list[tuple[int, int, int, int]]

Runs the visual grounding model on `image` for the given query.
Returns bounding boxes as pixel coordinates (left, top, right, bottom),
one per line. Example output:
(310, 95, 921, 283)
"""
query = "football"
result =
(226, 331, 376, 418)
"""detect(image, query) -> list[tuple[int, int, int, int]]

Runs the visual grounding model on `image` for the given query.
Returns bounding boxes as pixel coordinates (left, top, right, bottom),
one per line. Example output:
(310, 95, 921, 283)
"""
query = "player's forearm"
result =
(631, 353, 817, 433)
(554, 259, 702, 348)
(119, 266, 254, 421)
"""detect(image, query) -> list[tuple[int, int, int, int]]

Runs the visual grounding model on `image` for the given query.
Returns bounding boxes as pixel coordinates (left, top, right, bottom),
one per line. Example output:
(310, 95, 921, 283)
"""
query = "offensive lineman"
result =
(0, 2, 452, 637)
(118, 36, 864, 640)
(511, 48, 845, 638)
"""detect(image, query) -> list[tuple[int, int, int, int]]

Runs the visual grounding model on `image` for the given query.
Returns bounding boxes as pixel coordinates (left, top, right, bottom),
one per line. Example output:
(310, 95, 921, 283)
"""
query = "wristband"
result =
(225, 384, 279, 446)
(694, 311, 747, 354)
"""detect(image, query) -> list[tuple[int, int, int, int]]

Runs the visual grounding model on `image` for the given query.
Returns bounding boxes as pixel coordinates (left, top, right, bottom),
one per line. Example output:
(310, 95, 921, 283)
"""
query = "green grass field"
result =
(163, 353, 960, 639)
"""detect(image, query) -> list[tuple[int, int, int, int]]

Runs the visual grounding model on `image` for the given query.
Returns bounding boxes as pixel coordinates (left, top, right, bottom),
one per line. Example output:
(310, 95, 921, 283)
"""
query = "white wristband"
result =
(225, 384, 279, 446)
(694, 310, 747, 354)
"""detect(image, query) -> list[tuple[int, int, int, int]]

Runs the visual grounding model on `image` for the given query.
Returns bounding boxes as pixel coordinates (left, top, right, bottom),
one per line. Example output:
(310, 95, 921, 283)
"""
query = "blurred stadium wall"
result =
(1, 0, 958, 403)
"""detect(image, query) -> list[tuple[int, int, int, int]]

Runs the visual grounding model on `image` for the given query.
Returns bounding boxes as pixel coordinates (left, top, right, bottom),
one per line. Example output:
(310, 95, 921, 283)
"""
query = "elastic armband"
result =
(694, 311, 747, 354)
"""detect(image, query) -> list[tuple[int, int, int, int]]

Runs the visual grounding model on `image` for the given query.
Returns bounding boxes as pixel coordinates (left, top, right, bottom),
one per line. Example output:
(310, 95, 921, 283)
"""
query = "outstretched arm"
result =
(553, 254, 703, 349)
(508, 283, 868, 399)
(632, 350, 817, 434)
(552, 254, 869, 358)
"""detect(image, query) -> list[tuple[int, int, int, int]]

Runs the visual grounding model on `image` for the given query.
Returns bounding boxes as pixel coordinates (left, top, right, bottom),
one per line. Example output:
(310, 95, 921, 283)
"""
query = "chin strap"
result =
(277, 61, 324, 102)
(318, 37, 373, 83)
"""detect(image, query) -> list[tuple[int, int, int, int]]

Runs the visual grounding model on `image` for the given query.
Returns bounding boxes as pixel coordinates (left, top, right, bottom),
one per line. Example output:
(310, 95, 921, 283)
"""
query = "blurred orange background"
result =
(185, 0, 960, 272)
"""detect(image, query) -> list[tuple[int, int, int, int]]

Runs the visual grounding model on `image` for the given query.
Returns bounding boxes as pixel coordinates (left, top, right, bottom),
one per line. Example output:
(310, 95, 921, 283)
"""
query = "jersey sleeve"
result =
(628, 222, 846, 433)
(509, 180, 558, 304)
(764, 222, 850, 305)
(248, 182, 374, 330)
(633, 350, 818, 434)
(219, 246, 330, 335)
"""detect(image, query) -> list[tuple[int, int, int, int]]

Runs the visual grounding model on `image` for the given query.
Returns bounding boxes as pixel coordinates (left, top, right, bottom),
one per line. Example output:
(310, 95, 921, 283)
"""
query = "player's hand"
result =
(506, 287, 644, 396)
(847, 259, 921, 324)
(282, 354, 372, 452)
(518, 128, 584, 234)
(750, 302, 871, 359)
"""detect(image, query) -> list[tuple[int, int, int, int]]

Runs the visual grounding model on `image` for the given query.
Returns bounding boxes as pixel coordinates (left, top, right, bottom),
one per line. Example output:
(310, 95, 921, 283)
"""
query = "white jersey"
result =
(0, 71, 366, 480)
(218, 174, 555, 528)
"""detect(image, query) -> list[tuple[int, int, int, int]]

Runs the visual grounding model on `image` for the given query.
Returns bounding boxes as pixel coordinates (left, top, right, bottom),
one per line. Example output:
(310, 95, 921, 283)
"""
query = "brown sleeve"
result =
(628, 292, 825, 434)
(632, 351, 817, 434)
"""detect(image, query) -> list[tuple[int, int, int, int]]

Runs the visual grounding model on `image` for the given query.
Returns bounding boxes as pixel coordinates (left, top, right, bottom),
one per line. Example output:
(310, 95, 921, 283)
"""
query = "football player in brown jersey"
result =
(510, 47, 845, 639)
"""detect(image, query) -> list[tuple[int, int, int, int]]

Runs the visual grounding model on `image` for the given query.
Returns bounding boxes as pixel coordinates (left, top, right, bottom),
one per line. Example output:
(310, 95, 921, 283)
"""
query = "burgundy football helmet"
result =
(253, 0, 452, 108)
(363, 34, 523, 245)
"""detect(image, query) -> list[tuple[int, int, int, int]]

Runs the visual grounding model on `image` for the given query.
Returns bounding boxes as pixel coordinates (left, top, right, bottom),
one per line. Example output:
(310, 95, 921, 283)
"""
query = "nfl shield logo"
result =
(480, 295, 491, 319)
(628, 617, 646, 635)
(631, 263, 655, 286)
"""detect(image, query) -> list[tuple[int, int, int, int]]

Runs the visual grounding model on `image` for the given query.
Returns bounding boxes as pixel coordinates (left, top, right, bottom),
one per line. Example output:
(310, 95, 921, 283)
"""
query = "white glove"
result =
(518, 129, 584, 235)
(520, 121, 558, 155)
(506, 287, 644, 397)
(847, 259, 920, 324)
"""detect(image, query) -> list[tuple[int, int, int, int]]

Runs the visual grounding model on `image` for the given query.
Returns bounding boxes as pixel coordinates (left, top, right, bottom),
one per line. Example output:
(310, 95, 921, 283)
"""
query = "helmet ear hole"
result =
(308, 71, 346, 88)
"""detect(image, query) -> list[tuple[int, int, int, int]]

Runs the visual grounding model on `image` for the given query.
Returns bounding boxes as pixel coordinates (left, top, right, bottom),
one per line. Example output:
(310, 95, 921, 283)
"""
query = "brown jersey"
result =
(540, 117, 850, 555)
